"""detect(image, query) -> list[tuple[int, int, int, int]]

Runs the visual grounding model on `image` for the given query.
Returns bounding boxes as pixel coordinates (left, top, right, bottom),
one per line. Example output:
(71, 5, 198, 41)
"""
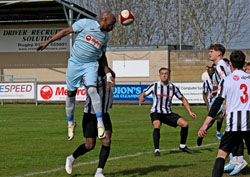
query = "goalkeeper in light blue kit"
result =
(37, 12, 116, 140)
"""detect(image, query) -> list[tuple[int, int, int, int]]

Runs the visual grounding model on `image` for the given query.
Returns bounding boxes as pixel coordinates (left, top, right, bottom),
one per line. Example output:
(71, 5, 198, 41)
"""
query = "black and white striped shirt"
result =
(144, 81, 183, 114)
(213, 59, 231, 86)
(218, 70, 250, 132)
(203, 77, 213, 103)
(84, 76, 113, 114)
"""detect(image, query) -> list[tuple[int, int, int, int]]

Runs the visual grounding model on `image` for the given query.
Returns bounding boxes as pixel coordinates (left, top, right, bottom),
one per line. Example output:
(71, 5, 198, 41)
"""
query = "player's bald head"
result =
(99, 11, 116, 32)
(99, 11, 116, 22)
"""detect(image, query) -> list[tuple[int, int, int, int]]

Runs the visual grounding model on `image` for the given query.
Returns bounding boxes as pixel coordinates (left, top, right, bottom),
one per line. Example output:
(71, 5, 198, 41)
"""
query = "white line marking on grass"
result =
(15, 142, 218, 177)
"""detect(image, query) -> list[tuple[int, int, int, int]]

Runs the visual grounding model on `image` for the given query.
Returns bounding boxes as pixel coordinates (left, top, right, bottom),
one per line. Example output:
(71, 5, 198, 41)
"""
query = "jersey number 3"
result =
(240, 84, 248, 103)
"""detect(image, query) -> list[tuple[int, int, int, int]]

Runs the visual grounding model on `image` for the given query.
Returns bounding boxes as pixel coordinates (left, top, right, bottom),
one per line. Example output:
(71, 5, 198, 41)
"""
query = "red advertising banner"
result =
(37, 84, 86, 101)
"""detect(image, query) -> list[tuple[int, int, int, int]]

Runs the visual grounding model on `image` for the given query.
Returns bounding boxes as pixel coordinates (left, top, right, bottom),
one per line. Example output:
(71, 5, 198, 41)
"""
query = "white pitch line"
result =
(15, 142, 218, 177)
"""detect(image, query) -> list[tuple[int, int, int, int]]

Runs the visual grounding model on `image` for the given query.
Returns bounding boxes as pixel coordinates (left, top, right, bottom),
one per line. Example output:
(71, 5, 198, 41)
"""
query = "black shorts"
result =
(150, 112, 181, 128)
(82, 112, 112, 138)
(219, 131, 250, 155)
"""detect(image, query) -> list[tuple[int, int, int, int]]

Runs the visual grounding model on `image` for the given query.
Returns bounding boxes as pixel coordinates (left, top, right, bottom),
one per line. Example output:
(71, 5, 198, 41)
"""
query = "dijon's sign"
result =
(0, 28, 70, 52)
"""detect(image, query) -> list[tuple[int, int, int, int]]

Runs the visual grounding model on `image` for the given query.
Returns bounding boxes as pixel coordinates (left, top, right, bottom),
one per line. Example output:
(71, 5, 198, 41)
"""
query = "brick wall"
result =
(1, 48, 249, 83)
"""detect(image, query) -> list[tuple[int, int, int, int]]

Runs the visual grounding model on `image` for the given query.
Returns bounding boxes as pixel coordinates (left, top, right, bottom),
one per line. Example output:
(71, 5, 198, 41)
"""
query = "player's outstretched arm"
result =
(181, 96, 197, 119)
(37, 27, 73, 51)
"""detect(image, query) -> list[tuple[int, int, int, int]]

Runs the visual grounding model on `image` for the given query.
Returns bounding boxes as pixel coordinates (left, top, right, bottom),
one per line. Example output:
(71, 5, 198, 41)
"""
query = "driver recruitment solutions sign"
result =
(0, 28, 69, 52)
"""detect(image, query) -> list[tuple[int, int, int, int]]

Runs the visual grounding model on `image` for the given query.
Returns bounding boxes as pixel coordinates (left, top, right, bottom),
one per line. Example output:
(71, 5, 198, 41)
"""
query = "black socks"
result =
(180, 127, 188, 145)
(212, 158, 225, 177)
(72, 143, 91, 159)
(153, 128, 160, 149)
(98, 145, 110, 168)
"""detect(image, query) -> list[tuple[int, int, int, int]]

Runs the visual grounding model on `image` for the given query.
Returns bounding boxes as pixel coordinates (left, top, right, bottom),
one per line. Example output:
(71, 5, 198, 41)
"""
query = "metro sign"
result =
(37, 84, 86, 101)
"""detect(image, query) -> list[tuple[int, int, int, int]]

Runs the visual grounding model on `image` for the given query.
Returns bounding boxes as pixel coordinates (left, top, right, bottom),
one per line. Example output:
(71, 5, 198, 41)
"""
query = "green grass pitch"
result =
(0, 104, 249, 177)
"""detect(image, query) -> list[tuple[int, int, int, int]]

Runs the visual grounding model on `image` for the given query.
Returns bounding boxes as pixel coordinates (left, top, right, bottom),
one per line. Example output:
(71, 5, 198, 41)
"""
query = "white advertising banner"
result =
(0, 83, 35, 99)
(37, 84, 86, 101)
(113, 60, 149, 77)
(172, 82, 204, 104)
(0, 28, 69, 52)
(0, 82, 203, 103)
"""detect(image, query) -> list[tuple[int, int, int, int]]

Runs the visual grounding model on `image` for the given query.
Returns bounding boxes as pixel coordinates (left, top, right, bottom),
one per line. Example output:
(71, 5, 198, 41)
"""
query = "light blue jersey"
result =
(66, 19, 110, 90)
(71, 19, 109, 62)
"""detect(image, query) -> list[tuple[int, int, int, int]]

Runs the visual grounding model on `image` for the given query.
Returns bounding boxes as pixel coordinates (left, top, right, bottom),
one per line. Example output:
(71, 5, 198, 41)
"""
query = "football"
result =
(119, 10, 134, 26)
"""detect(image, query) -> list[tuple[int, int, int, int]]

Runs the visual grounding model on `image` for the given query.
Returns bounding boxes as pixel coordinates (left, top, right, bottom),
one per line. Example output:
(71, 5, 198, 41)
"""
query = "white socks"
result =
(155, 149, 160, 153)
(87, 87, 102, 113)
(97, 118, 104, 127)
(66, 96, 75, 120)
(180, 144, 186, 148)
(87, 87, 104, 127)
(237, 156, 244, 163)
(68, 155, 75, 162)
(95, 168, 103, 175)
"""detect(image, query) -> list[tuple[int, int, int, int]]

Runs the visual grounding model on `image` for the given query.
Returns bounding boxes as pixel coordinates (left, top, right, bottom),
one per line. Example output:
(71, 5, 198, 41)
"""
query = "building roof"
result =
(0, 0, 97, 25)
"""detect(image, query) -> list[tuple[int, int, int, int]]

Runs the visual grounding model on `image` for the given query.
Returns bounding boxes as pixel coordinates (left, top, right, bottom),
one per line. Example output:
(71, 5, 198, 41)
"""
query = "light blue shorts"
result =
(66, 57, 99, 91)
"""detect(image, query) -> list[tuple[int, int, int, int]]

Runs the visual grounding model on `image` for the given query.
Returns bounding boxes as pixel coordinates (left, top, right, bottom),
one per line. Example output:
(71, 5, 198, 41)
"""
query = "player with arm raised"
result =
(37, 12, 116, 140)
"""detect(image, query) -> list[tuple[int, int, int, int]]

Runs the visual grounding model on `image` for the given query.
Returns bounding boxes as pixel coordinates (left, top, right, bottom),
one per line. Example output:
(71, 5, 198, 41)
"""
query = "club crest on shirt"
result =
(233, 75, 240, 81)
(212, 81, 217, 85)
(85, 34, 102, 49)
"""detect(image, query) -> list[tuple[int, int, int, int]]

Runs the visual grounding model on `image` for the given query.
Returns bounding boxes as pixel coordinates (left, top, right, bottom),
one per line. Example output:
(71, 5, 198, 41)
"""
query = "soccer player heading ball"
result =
(37, 11, 116, 140)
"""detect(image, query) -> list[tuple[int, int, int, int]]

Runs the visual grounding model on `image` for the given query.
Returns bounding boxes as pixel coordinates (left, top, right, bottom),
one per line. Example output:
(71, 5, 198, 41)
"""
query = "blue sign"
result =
(113, 85, 153, 101)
